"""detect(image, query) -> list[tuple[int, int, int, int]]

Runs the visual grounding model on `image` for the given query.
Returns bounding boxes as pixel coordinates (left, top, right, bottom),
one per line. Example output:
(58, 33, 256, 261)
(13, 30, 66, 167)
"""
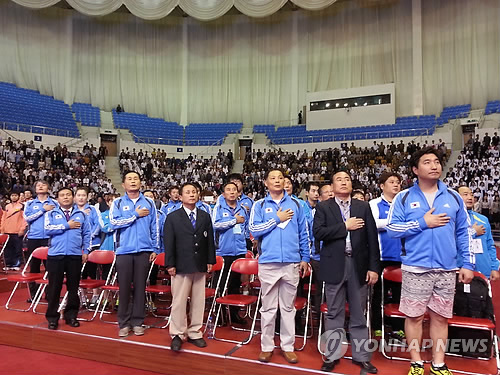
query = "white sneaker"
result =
(133, 326, 145, 336)
(119, 327, 131, 337)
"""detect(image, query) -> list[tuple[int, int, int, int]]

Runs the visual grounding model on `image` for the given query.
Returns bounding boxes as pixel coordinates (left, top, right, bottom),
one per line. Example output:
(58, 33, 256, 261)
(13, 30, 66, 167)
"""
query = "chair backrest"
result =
(0, 233, 9, 246)
(32, 247, 49, 261)
(154, 252, 165, 266)
(211, 255, 224, 273)
(231, 258, 258, 275)
(87, 250, 115, 265)
(383, 266, 402, 283)
(245, 250, 254, 259)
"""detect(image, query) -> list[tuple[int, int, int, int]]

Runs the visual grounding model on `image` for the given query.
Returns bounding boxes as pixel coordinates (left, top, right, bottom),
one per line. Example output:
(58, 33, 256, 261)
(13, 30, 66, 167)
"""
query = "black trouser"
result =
(45, 255, 82, 324)
(4, 234, 22, 267)
(371, 260, 402, 331)
(310, 259, 322, 314)
(217, 254, 245, 318)
(27, 238, 49, 298)
(116, 252, 151, 329)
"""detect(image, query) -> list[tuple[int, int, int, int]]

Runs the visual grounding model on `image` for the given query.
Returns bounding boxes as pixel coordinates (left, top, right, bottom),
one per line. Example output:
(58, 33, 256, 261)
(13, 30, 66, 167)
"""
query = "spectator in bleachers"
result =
(116, 104, 123, 113)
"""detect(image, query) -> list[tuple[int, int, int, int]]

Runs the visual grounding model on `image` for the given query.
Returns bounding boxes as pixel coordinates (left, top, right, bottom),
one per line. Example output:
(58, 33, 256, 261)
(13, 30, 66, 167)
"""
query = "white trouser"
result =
(259, 262, 300, 352)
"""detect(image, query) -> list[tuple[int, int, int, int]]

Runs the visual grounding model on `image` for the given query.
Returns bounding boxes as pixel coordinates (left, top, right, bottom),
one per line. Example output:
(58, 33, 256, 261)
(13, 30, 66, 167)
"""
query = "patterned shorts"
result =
(399, 270, 456, 319)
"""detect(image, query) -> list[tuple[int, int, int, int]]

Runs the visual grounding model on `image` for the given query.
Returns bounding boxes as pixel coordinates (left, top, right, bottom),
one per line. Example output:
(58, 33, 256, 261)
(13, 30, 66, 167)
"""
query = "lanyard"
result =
(339, 204, 350, 222)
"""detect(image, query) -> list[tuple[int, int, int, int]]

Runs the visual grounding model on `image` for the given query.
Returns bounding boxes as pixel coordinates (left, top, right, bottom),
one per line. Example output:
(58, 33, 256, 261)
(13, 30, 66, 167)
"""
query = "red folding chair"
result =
(205, 256, 224, 324)
(145, 253, 172, 324)
(98, 269, 119, 324)
(212, 258, 261, 345)
(380, 266, 430, 361)
(0, 234, 10, 273)
(5, 246, 48, 312)
(78, 250, 116, 321)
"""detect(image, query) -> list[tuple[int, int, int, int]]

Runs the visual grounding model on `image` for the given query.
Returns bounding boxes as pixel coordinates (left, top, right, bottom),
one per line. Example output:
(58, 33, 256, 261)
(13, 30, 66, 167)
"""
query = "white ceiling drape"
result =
(10, 0, 338, 20)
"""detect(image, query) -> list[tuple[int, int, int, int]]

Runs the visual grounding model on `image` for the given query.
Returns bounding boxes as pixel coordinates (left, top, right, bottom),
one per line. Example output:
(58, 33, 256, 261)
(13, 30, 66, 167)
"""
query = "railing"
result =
(0, 121, 79, 138)
(133, 135, 225, 147)
(268, 127, 436, 144)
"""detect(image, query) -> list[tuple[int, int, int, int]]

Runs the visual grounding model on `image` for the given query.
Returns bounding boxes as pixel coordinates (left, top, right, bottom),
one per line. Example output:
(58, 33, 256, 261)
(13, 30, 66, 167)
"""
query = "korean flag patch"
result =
(265, 207, 273, 213)
(123, 206, 130, 211)
(410, 202, 420, 209)
(55, 214, 62, 219)
(223, 212, 229, 217)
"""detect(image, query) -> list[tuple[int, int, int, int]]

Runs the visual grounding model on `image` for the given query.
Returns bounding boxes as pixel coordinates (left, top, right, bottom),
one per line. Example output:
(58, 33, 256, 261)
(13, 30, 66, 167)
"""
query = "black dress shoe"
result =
(321, 359, 339, 372)
(352, 360, 377, 374)
(187, 337, 207, 348)
(48, 322, 58, 330)
(65, 319, 80, 327)
(171, 335, 183, 351)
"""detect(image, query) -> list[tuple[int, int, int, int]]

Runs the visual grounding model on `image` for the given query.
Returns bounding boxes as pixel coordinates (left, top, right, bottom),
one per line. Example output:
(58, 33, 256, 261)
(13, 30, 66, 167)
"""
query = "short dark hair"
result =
(227, 173, 243, 184)
(122, 170, 141, 182)
(264, 169, 284, 180)
(180, 182, 197, 195)
(75, 186, 89, 195)
(378, 172, 401, 185)
(143, 189, 155, 195)
(191, 181, 202, 192)
(319, 183, 331, 193)
(57, 187, 74, 197)
(168, 186, 179, 193)
(352, 189, 365, 197)
(305, 181, 320, 192)
(331, 169, 351, 181)
(223, 182, 239, 191)
(409, 147, 443, 170)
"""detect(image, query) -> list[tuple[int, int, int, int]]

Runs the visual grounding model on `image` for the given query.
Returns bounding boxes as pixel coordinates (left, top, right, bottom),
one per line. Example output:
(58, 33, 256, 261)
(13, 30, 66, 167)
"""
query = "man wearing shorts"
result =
(387, 147, 474, 375)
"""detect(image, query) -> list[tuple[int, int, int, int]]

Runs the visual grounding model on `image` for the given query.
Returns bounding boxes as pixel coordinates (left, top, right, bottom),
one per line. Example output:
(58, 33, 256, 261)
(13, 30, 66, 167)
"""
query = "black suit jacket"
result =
(164, 208, 216, 274)
(313, 198, 380, 285)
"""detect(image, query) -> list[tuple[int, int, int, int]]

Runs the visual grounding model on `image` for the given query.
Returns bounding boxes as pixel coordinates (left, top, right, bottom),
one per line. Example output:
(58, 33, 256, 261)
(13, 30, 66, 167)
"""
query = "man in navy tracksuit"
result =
(110, 171, 159, 337)
(249, 169, 309, 365)
(387, 147, 474, 375)
(369, 172, 402, 336)
(212, 182, 248, 324)
(44, 187, 91, 330)
(23, 180, 59, 300)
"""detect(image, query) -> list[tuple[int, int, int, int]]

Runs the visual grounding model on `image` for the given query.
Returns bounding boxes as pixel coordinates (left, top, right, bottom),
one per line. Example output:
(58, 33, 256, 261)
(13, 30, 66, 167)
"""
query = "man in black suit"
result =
(165, 182, 216, 351)
(314, 171, 380, 373)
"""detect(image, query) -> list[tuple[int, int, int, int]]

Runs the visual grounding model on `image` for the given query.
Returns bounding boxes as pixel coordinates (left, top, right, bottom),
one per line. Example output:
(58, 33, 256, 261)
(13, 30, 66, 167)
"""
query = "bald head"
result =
(457, 186, 474, 210)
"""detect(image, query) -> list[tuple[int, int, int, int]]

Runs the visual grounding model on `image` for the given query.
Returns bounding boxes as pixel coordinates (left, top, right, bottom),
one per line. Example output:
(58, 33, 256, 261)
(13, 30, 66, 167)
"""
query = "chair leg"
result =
(32, 284, 48, 314)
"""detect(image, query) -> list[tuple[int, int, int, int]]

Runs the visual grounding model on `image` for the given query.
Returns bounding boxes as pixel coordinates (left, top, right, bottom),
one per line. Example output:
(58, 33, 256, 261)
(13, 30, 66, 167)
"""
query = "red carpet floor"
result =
(0, 345, 166, 375)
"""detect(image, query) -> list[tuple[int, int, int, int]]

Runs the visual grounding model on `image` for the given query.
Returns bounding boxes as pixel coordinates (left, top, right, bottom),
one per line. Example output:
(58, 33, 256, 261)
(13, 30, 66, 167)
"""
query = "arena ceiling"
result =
(11, 0, 399, 21)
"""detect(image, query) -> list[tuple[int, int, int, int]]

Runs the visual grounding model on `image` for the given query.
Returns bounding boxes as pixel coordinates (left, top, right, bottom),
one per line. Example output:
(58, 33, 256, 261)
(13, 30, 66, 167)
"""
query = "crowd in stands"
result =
(444, 132, 500, 228)
(242, 138, 449, 200)
(118, 148, 234, 198)
(0, 138, 114, 207)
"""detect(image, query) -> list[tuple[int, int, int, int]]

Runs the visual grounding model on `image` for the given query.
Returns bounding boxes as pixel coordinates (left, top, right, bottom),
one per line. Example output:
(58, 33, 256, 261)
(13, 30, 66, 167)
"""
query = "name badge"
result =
(472, 238, 484, 254)
(233, 224, 242, 234)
